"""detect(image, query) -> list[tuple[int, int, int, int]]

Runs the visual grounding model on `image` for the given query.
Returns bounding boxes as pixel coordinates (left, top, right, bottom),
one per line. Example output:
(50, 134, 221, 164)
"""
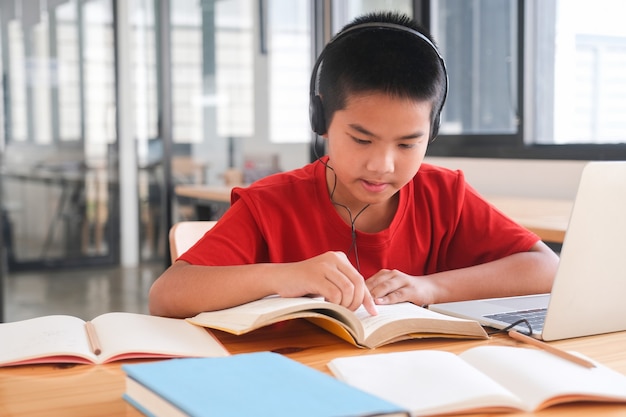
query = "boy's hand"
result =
(275, 251, 377, 316)
(366, 269, 437, 306)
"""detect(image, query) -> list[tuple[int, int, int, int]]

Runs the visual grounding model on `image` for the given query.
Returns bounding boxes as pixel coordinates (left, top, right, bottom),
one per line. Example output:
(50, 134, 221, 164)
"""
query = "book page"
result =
(329, 350, 524, 415)
(459, 345, 626, 411)
(187, 296, 361, 335)
(357, 302, 459, 331)
(91, 312, 229, 363)
(0, 315, 96, 366)
(355, 303, 487, 347)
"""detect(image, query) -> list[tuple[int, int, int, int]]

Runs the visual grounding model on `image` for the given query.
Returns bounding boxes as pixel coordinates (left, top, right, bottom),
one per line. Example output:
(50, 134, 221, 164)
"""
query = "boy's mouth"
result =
(360, 179, 389, 193)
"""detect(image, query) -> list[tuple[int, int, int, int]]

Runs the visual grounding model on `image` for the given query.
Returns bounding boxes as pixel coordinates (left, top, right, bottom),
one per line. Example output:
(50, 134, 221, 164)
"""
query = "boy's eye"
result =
(350, 135, 370, 145)
(399, 143, 416, 149)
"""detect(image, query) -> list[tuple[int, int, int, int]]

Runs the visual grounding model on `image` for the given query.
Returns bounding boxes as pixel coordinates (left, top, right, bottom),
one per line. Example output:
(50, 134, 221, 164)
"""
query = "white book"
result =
(328, 345, 626, 415)
(0, 312, 229, 366)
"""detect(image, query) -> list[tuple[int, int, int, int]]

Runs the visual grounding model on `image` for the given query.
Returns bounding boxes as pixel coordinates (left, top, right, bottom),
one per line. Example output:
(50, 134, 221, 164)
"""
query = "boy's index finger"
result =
(331, 251, 377, 315)
(362, 292, 378, 316)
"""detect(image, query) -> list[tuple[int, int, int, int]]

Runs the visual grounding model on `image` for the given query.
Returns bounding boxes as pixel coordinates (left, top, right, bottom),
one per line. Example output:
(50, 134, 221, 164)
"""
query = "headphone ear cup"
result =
(430, 112, 441, 141)
(309, 95, 326, 135)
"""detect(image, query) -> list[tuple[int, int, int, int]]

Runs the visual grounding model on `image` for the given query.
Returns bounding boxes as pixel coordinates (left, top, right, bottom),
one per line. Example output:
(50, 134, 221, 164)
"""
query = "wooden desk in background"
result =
(174, 184, 234, 203)
(1, 321, 625, 417)
(174, 184, 234, 220)
(175, 184, 573, 244)
(487, 196, 573, 244)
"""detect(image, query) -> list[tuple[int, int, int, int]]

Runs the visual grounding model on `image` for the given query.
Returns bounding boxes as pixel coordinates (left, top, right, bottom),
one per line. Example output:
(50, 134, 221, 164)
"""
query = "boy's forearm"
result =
(429, 242, 559, 304)
(148, 261, 281, 318)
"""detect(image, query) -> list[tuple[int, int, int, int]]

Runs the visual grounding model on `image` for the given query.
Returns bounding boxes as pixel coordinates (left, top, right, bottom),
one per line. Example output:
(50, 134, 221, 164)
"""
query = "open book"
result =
(186, 296, 487, 348)
(328, 346, 626, 415)
(0, 312, 229, 367)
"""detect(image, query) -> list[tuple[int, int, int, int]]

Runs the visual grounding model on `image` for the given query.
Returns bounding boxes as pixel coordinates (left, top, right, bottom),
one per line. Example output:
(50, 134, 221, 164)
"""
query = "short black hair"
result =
(316, 12, 447, 138)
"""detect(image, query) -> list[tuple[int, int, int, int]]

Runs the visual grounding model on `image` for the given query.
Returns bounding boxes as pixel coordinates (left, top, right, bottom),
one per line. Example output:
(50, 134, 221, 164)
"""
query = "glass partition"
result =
(0, 0, 118, 270)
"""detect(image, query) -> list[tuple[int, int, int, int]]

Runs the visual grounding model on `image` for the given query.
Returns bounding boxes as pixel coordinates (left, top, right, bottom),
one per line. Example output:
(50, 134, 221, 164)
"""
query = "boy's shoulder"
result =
(232, 161, 321, 203)
(415, 162, 465, 185)
(409, 163, 472, 206)
(250, 160, 319, 188)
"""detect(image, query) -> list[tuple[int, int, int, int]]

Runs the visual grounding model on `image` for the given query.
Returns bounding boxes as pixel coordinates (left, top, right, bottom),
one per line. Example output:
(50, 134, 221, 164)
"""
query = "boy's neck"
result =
(349, 194, 398, 233)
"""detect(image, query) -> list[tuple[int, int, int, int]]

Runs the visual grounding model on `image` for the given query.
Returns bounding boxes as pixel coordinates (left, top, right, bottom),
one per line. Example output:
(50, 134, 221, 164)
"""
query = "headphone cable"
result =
(319, 156, 370, 273)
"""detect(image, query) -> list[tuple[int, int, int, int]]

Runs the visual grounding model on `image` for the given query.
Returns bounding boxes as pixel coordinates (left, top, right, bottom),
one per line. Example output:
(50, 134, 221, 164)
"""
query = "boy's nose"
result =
(366, 149, 395, 174)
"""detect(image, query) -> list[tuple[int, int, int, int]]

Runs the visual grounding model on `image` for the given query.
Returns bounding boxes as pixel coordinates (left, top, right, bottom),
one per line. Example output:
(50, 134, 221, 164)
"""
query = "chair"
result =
(168, 220, 217, 263)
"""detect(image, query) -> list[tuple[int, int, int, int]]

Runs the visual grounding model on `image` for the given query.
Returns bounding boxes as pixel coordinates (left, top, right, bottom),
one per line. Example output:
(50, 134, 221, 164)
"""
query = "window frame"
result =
(423, 0, 626, 161)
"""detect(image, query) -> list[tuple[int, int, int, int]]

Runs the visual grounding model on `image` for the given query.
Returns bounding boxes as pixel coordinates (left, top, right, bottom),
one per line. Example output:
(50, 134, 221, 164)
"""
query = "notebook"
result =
(429, 161, 626, 341)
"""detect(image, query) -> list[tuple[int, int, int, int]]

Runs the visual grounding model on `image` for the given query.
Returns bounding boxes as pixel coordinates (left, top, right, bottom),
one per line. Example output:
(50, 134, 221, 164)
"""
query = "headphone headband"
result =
(309, 21, 449, 139)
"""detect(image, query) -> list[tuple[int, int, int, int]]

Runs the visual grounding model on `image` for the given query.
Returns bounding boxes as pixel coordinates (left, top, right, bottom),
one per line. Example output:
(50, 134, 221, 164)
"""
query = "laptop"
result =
(429, 161, 626, 341)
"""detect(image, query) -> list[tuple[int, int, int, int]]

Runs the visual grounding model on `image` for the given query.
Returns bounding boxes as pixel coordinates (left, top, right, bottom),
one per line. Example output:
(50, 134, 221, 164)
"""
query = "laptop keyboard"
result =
(484, 308, 548, 332)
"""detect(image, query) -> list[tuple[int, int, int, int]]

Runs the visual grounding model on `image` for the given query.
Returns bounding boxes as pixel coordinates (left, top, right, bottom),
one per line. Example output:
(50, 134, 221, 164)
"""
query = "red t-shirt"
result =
(180, 158, 539, 279)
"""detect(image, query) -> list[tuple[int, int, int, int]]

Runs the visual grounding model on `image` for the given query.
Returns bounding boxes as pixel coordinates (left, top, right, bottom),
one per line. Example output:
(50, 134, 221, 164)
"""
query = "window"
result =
(270, 0, 413, 144)
(433, 0, 518, 136)
(331, 0, 413, 32)
(268, 0, 310, 143)
(169, 0, 254, 145)
(427, 0, 626, 159)
(532, 0, 626, 145)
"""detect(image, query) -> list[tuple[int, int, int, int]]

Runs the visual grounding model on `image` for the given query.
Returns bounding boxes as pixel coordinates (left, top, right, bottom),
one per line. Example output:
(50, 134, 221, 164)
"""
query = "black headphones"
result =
(309, 22, 449, 139)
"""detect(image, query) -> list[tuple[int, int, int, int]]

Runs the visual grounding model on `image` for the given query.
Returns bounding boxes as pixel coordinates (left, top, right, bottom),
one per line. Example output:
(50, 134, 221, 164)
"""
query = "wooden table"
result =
(1, 320, 625, 416)
(486, 196, 573, 244)
(174, 184, 234, 220)
(174, 184, 234, 203)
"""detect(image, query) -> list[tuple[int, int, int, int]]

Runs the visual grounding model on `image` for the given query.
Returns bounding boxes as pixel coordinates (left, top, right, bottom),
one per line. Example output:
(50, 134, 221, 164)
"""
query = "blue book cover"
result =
(122, 351, 407, 417)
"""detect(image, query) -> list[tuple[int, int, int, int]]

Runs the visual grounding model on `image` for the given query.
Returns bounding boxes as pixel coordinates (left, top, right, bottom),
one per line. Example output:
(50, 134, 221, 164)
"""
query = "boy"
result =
(149, 12, 558, 318)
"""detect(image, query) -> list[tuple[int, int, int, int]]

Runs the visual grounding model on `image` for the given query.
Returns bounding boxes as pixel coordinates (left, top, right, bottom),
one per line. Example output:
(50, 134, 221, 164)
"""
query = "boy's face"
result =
(324, 92, 432, 210)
